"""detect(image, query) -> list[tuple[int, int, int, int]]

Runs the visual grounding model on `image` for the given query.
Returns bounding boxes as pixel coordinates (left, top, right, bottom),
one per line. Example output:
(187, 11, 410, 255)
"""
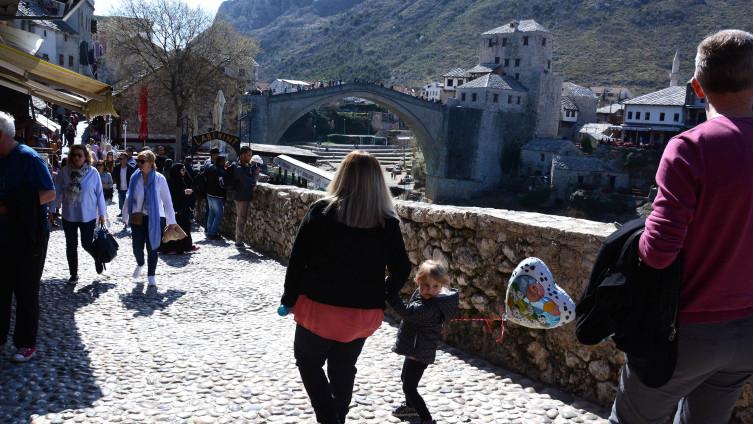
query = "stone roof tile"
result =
(623, 86, 686, 106)
(458, 74, 527, 91)
(552, 155, 617, 173)
(561, 96, 578, 111)
(483, 19, 549, 35)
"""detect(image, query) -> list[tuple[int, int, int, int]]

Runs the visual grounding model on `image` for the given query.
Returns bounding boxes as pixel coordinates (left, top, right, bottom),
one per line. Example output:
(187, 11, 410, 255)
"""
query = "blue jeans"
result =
(206, 196, 224, 236)
(130, 217, 165, 276)
(118, 190, 127, 212)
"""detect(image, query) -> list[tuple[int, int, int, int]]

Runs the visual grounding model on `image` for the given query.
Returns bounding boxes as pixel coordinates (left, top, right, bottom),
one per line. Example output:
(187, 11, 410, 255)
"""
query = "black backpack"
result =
(576, 218, 682, 388)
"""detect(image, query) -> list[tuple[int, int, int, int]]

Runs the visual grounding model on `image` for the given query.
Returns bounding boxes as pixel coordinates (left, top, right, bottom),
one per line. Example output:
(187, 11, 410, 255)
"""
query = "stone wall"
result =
(202, 184, 753, 423)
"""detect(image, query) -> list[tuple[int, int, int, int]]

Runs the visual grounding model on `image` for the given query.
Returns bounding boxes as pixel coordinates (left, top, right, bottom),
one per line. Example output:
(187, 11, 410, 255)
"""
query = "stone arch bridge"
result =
(246, 83, 515, 202)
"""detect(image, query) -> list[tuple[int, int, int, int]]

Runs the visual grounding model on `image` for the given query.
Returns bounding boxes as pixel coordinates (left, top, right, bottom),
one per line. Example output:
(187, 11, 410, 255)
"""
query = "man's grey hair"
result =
(0, 111, 15, 138)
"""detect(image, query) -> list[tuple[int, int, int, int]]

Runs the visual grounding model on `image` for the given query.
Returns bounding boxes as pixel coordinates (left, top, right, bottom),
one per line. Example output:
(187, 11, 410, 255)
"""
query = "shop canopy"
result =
(0, 43, 117, 118)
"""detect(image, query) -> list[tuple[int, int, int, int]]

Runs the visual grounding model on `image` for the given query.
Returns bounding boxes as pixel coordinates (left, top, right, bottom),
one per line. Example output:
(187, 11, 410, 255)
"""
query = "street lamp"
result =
(122, 120, 128, 150)
(105, 115, 112, 145)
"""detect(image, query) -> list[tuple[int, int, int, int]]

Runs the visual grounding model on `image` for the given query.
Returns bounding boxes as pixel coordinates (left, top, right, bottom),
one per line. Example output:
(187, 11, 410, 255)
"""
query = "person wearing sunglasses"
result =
(53, 144, 107, 286)
(122, 150, 178, 287)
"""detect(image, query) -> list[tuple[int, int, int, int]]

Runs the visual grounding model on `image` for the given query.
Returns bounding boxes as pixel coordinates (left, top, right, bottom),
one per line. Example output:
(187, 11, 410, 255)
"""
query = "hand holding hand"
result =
(277, 305, 291, 317)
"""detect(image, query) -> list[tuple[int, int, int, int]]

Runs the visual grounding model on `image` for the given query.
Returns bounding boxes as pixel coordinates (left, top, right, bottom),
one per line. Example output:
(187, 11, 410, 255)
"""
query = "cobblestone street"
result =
(1, 205, 610, 423)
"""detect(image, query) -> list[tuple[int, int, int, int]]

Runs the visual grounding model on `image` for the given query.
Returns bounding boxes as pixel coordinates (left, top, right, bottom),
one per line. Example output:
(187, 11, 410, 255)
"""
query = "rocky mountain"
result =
(217, 0, 753, 94)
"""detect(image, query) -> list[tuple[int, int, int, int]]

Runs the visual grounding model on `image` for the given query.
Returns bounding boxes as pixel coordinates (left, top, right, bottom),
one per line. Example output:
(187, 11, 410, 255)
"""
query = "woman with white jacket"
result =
(54, 144, 107, 285)
(122, 150, 178, 287)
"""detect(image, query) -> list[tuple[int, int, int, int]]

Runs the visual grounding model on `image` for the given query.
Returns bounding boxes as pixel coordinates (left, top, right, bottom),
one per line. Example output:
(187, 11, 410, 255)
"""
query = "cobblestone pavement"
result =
(1, 204, 610, 423)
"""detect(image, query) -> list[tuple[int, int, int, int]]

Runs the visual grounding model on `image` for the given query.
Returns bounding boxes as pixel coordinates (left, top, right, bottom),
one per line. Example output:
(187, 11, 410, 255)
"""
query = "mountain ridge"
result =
(217, 0, 753, 94)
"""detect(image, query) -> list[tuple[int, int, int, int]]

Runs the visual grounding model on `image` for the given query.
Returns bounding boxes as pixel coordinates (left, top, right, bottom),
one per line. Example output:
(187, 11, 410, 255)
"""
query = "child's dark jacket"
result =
(389, 288, 459, 364)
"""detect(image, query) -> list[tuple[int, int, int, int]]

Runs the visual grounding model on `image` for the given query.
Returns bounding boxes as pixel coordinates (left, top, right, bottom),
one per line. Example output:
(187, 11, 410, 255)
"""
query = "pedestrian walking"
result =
(233, 146, 260, 248)
(161, 163, 196, 254)
(388, 260, 459, 424)
(204, 154, 227, 240)
(113, 152, 136, 214)
(278, 150, 411, 424)
(96, 161, 114, 202)
(0, 111, 56, 363)
(54, 144, 107, 285)
(610, 30, 753, 424)
(122, 150, 178, 287)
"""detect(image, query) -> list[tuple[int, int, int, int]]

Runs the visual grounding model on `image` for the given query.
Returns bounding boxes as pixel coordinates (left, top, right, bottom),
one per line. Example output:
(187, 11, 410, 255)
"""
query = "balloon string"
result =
(446, 317, 506, 344)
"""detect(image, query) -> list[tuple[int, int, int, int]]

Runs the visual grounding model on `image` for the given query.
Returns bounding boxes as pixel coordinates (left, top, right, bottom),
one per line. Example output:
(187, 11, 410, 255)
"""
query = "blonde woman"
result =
(53, 144, 107, 285)
(279, 151, 411, 424)
(122, 150, 178, 287)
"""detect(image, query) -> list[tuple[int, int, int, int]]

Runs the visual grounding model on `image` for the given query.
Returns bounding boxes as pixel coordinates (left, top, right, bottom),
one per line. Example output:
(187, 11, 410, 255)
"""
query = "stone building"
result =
(15, 0, 98, 78)
(559, 82, 598, 139)
(590, 86, 632, 107)
(559, 96, 578, 138)
(421, 81, 442, 102)
(441, 19, 562, 138)
(455, 74, 527, 112)
(596, 103, 624, 124)
(521, 138, 581, 176)
(550, 155, 628, 199)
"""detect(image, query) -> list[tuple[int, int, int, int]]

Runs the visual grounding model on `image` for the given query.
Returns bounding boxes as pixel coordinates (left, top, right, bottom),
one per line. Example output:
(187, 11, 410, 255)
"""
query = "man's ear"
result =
(691, 78, 705, 99)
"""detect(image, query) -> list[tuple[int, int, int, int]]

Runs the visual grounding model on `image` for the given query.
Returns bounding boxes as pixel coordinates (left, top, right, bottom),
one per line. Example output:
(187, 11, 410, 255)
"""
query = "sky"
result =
(94, 0, 225, 16)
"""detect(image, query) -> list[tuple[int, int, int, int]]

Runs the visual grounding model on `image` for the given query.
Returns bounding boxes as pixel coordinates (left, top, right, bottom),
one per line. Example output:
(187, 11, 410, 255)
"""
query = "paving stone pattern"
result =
(0, 205, 609, 423)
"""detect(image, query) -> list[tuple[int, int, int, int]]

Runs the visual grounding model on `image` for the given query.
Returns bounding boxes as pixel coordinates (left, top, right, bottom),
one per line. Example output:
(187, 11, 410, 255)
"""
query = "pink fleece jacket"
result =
(639, 116, 753, 325)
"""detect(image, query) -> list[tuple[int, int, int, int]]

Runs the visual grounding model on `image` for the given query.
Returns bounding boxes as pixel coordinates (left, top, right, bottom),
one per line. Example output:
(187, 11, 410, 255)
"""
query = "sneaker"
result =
(11, 347, 37, 363)
(132, 265, 143, 280)
(392, 403, 418, 418)
(147, 276, 157, 287)
(67, 275, 79, 285)
(95, 260, 104, 274)
(234, 241, 245, 248)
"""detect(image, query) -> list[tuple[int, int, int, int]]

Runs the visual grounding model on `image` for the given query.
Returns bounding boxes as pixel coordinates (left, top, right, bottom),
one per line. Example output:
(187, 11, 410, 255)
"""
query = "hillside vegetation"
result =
(217, 0, 753, 93)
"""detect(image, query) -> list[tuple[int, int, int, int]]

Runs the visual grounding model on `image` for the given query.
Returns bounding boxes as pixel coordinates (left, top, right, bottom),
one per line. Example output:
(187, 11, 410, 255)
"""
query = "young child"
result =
(96, 161, 114, 201)
(388, 260, 459, 424)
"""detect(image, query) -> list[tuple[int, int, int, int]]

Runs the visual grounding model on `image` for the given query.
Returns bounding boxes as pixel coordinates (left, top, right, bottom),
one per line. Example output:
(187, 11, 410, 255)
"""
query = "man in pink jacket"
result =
(610, 30, 753, 424)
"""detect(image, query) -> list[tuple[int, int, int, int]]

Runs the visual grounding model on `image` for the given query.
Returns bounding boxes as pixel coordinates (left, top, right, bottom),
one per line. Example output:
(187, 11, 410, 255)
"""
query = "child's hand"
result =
(277, 305, 291, 317)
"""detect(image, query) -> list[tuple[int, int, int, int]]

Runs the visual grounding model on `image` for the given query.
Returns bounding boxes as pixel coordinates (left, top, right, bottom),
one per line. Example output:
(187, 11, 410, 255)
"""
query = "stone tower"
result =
(670, 49, 680, 87)
(478, 20, 561, 138)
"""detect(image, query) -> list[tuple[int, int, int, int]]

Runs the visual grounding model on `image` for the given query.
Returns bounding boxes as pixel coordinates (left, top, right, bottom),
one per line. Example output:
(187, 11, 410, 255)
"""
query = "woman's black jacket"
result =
(281, 199, 411, 310)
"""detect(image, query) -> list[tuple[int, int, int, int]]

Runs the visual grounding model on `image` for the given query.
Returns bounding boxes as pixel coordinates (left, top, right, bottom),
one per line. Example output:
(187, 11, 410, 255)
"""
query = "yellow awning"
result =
(0, 43, 118, 118)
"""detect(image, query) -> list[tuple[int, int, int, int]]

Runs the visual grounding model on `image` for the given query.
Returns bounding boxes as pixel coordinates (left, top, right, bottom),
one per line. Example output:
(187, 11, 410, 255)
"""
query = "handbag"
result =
(162, 224, 187, 243)
(129, 179, 147, 225)
(93, 225, 119, 264)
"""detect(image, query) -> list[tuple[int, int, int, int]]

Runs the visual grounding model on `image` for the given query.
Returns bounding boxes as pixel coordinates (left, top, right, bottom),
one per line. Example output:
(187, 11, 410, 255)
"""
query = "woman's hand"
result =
(97, 215, 107, 226)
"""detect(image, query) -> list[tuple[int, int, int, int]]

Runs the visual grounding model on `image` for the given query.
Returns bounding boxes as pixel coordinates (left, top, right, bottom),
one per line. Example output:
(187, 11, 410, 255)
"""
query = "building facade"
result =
(521, 138, 581, 176)
(550, 155, 629, 199)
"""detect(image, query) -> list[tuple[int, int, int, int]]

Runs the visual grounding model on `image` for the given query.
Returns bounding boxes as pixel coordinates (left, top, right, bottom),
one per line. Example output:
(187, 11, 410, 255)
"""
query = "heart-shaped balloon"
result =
(503, 257, 575, 329)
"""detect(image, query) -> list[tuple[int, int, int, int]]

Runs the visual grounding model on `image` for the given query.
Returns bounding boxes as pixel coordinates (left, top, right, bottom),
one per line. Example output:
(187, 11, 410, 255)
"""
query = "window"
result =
(64, 33, 68, 42)
(495, 57, 500, 64)
(660, 112, 665, 121)
(645, 112, 651, 120)
(461, 93, 466, 101)
(627, 111, 633, 120)
(447, 79, 453, 87)
(21, 21, 26, 31)
(493, 93, 499, 103)
(488, 38, 493, 47)
(69, 55, 74, 67)
(542, 37, 547, 46)
(515, 73, 519, 80)
(59, 54, 64, 66)
(239, 68, 246, 77)
(523, 36, 529, 45)
(547, 60, 551, 70)
(514, 59, 520, 67)
(578, 175, 584, 184)
(674, 113, 680, 122)
(635, 111, 641, 120)
(502, 38, 507, 46)
(504, 58, 509, 67)
(44, 30, 47, 37)
(471, 93, 477, 102)
(517, 96, 521, 104)
(508, 95, 512, 104)
(540, 153, 545, 162)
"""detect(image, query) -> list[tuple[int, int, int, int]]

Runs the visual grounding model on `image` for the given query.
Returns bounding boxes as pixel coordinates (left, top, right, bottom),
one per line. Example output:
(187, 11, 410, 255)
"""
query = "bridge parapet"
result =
(263, 83, 444, 111)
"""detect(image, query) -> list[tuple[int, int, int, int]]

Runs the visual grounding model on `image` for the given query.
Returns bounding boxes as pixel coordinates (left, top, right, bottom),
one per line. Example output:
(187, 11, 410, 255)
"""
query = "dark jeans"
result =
(131, 217, 166, 276)
(118, 190, 127, 212)
(62, 219, 96, 277)
(294, 325, 366, 424)
(402, 357, 432, 421)
(0, 232, 49, 348)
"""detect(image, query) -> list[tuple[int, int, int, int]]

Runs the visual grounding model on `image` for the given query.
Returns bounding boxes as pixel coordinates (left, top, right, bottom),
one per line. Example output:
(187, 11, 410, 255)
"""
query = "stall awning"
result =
(0, 43, 118, 118)
(35, 114, 60, 132)
(273, 154, 333, 190)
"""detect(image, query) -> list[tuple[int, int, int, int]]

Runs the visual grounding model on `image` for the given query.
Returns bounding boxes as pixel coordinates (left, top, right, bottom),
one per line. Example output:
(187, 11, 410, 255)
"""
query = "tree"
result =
(109, 0, 259, 158)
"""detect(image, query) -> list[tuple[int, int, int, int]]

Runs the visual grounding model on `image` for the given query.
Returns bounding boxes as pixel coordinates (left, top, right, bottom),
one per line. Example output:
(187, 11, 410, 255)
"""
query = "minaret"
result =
(669, 49, 680, 87)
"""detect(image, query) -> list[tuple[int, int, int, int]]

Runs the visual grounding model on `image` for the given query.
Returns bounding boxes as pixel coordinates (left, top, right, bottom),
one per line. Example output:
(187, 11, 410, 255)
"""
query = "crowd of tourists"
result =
(1, 29, 753, 424)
